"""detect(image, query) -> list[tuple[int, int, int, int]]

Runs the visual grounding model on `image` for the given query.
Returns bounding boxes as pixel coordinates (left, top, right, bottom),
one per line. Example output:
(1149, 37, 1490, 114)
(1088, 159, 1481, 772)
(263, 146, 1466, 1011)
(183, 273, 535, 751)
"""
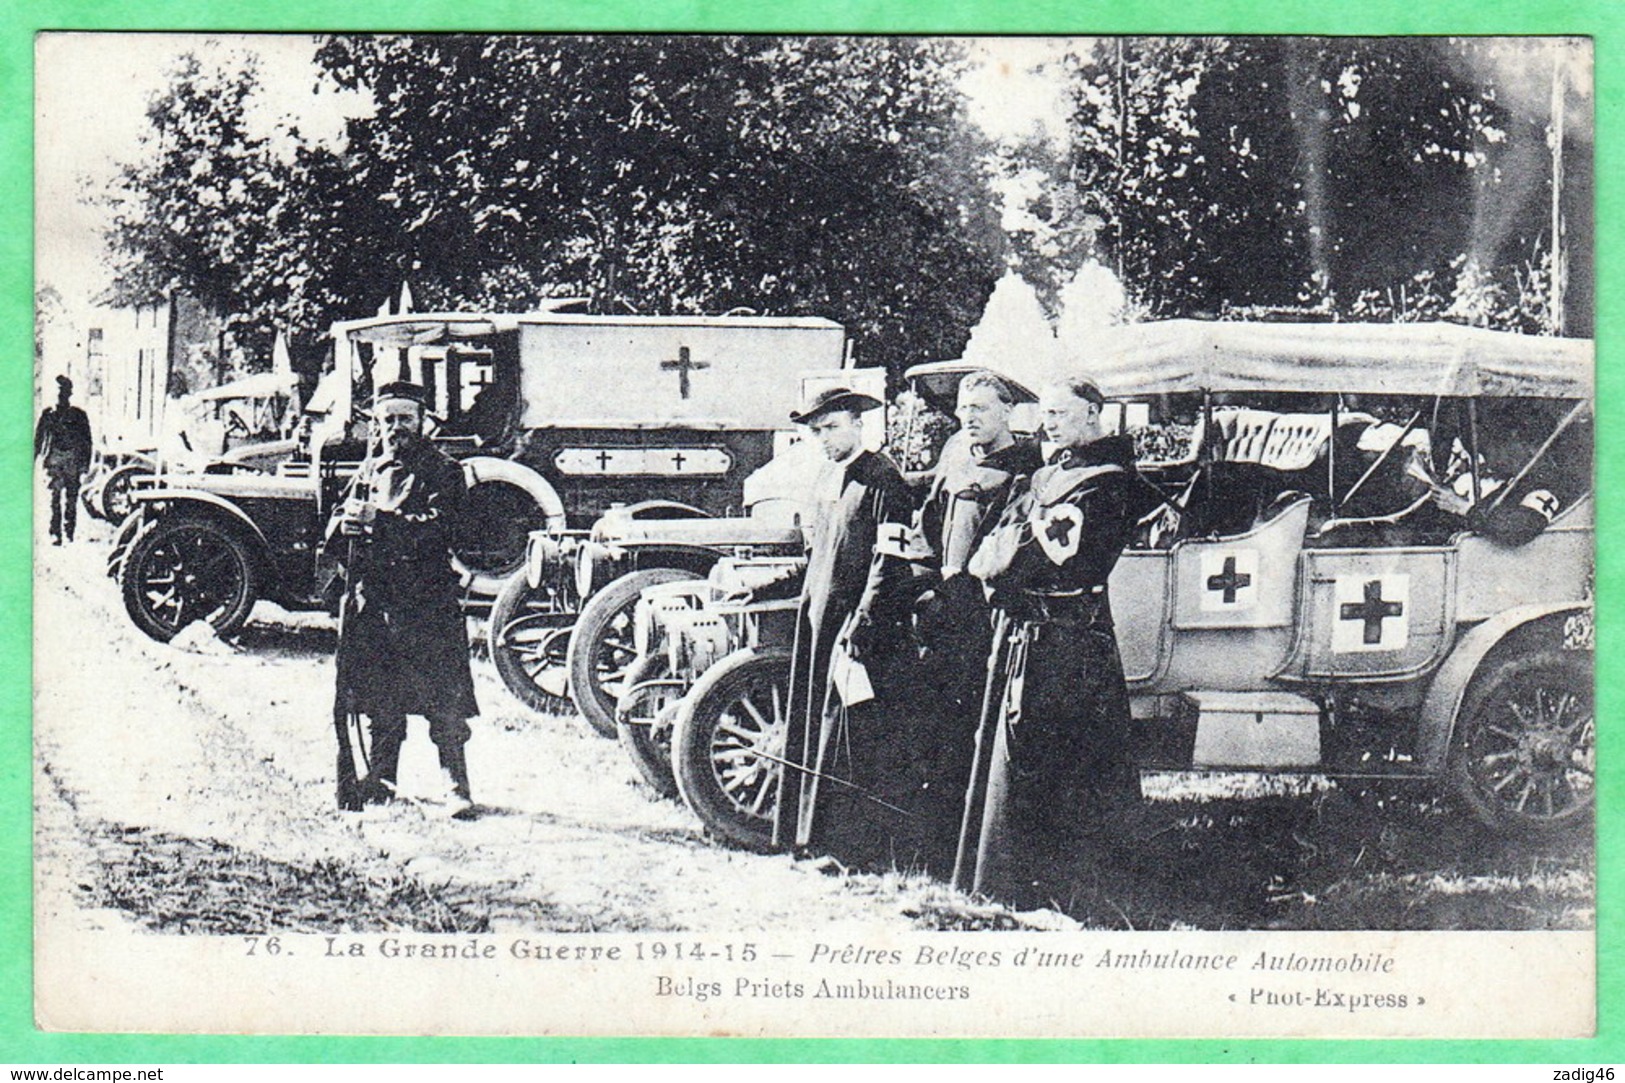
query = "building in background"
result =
(38, 293, 229, 461)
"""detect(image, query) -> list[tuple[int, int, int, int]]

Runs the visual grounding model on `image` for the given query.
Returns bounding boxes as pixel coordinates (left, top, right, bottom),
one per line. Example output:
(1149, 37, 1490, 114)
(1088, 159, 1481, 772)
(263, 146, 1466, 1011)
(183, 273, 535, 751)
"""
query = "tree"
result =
(102, 51, 331, 367)
(1015, 37, 1589, 334)
(105, 36, 1009, 382)
(312, 34, 1006, 377)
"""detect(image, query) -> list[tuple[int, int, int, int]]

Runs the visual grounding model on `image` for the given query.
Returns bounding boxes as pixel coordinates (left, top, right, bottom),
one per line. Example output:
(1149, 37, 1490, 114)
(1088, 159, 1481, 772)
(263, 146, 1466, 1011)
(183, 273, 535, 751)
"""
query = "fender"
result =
(132, 491, 274, 557)
(590, 500, 711, 543)
(619, 500, 711, 521)
(458, 455, 568, 596)
(1415, 601, 1592, 771)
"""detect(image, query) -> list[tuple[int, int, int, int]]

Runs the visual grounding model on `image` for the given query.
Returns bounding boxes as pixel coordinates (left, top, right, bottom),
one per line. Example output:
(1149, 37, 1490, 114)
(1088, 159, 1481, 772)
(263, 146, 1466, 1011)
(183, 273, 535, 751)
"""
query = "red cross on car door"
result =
(1140, 496, 1310, 691)
(1282, 548, 1455, 680)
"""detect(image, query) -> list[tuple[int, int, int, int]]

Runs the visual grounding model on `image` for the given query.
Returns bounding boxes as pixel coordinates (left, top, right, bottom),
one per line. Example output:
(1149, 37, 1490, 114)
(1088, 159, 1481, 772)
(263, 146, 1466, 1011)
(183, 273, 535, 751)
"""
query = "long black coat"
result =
(965, 434, 1145, 902)
(35, 404, 93, 484)
(909, 435, 1043, 870)
(330, 442, 479, 724)
(773, 450, 918, 865)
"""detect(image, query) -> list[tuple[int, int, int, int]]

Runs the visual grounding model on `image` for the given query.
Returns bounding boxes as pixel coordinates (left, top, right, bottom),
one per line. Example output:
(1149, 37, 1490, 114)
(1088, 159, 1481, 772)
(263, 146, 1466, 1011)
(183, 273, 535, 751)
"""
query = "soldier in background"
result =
(961, 375, 1147, 906)
(35, 375, 93, 545)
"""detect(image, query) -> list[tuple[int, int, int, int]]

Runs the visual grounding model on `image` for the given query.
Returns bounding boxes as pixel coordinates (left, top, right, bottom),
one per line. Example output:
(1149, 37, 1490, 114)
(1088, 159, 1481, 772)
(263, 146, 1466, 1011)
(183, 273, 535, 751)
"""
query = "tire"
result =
(1448, 648, 1594, 838)
(80, 476, 103, 522)
(615, 652, 683, 797)
(671, 648, 792, 853)
(566, 567, 701, 738)
(488, 570, 576, 715)
(98, 463, 153, 524)
(107, 512, 148, 581)
(120, 515, 258, 643)
(453, 457, 567, 597)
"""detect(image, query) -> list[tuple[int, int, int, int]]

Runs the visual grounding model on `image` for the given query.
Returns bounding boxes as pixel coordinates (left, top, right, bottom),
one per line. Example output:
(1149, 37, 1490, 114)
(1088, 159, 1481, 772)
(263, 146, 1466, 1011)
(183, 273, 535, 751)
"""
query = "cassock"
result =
(908, 433, 1043, 872)
(964, 433, 1146, 903)
(773, 449, 919, 868)
(331, 440, 480, 730)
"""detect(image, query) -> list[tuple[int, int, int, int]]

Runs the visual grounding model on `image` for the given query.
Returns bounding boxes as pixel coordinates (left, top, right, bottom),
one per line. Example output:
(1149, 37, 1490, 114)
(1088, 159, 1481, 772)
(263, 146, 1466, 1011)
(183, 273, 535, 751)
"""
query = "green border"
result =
(7, 0, 1617, 1065)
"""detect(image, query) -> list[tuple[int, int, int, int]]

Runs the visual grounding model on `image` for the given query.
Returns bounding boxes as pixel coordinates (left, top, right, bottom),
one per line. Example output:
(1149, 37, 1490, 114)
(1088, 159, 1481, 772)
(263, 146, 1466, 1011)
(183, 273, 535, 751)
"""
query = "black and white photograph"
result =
(32, 32, 1594, 1038)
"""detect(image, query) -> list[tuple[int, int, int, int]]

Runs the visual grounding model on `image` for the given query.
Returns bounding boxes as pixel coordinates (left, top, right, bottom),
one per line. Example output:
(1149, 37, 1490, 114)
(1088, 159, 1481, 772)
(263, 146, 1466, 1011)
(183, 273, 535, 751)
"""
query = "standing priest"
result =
(962, 375, 1147, 905)
(772, 386, 922, 870)
(329, 382, 480, 816)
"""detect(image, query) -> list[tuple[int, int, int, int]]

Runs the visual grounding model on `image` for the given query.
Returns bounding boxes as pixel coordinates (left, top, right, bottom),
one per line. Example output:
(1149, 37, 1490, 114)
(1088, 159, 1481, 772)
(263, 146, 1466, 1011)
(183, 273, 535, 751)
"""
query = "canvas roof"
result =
(1081, 320, 1593, 400)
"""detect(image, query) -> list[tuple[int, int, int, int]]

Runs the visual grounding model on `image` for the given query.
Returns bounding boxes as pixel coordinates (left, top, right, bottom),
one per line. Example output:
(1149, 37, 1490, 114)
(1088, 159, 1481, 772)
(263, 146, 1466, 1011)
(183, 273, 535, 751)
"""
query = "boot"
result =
(438, 742, 473, 807)
(362, 727, 403, 805)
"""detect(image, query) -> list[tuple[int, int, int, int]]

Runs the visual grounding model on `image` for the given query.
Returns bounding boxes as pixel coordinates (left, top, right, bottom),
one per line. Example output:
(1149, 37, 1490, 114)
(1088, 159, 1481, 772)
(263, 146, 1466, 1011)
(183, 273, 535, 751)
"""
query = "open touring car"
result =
(619, 321, 1594, 851)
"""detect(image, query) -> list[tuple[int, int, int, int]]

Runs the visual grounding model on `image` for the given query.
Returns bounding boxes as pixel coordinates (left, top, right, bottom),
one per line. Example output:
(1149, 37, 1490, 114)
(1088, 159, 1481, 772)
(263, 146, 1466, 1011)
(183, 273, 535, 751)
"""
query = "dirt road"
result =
(34, 530, 989, 937)
(35, 526, 1591, 935)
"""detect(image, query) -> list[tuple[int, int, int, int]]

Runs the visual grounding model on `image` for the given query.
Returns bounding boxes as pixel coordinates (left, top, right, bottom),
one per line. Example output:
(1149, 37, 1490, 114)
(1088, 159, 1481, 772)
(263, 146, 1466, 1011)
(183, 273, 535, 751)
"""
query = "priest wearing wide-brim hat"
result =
(788, 385, 883, 426)
(772, 383, 931, 870)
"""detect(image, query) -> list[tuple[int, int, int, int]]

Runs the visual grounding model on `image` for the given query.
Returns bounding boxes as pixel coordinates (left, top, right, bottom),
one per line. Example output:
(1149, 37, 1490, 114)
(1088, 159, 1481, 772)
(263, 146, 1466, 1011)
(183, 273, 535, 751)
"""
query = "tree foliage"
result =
(1006, 37, 1590, 334)
(104, 53, 316, 363)
(102, 34, 1590, 384)
(106, 35, 1007, 379)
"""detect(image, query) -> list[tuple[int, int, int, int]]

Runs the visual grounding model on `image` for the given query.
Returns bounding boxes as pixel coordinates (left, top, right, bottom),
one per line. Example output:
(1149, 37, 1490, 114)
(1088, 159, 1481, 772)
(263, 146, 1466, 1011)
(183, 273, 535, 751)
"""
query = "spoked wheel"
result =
(1449, 649, 1594, 838)
(671, 648, 791, 853)
(488, 571, 577, 714)
(120, 515, 257, 642)
(615, 652, 685, 797)
(107, 511, 147, 580)
(98, 463, 153, 524)
(567, 568, 701, 738)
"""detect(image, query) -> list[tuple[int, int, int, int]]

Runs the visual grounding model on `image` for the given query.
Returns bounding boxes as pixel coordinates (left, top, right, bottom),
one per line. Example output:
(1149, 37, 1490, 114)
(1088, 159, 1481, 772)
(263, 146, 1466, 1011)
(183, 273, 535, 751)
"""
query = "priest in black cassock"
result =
(771, 386, 923, 870)
(962, 375, 1148, 905)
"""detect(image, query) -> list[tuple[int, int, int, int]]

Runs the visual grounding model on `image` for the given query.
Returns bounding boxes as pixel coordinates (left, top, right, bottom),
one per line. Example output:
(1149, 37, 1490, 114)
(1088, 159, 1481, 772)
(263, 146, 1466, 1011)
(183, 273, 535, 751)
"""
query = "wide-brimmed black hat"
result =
(372, 380, 429, 407)
(790, 386, 882, 425)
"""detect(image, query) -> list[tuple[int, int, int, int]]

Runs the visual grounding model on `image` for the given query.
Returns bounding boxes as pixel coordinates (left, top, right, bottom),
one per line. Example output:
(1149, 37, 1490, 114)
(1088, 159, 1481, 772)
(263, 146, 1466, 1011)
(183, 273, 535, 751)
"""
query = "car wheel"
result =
(488, 571, 576, 714)
(80, 475, 104, 522)
(671, 648, 791, 853)
(1448, 648, 1593, 838)
(615, 652, 683, 798)
(98, 463, 153, 524)
(566, 567, 701, 738)
(120, 515, 258, 643)
(107, 512, 147, 581)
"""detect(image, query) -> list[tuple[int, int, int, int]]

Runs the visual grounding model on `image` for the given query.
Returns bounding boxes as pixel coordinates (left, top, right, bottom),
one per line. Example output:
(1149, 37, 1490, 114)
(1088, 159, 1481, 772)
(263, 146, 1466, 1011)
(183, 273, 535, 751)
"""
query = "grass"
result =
(81, 820, 601, 934)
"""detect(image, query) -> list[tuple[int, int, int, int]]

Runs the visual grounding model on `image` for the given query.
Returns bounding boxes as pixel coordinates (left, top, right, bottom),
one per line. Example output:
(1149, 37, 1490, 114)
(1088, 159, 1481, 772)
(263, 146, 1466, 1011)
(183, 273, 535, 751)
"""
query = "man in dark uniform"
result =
(905, 370, 1042, 873)
(772, 386, 920, 870)
(962, 375, 1145, 905)
(35, 375, 93, 545)
(329, 382, 479, 814)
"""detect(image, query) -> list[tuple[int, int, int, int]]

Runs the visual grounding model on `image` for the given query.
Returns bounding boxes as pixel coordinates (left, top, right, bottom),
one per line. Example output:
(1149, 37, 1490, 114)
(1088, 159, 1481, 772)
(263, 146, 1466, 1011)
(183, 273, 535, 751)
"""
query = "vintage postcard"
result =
(32, 31, 1595, 1039)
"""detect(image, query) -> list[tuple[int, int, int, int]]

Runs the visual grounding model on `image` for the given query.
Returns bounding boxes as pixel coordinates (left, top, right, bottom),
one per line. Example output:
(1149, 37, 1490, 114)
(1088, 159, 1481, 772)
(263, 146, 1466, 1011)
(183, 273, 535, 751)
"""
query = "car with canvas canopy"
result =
(637, 320, 1594, 851)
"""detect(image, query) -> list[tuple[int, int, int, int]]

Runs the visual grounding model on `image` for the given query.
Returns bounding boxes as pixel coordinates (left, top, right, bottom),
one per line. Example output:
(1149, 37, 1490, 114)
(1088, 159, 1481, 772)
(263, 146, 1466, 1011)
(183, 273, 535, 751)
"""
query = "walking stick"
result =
(333, 466, 374, 811)
(951, 608, 1010, 892)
